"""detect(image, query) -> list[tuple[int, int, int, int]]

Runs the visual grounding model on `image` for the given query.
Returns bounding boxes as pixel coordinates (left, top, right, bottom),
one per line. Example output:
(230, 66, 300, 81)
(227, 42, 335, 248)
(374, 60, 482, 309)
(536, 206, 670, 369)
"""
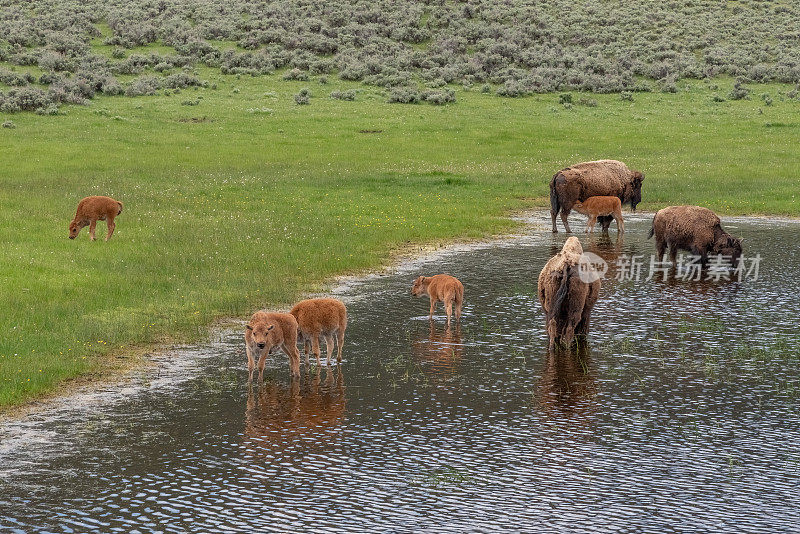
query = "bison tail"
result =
(116, 201, 123, 215)
(549, 173, 560, 216)
(552, 264, 574, 320)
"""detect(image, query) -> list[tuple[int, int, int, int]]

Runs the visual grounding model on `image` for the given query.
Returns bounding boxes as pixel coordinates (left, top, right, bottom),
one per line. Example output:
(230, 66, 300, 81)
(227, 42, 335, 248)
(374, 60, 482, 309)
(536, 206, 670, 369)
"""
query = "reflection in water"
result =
(585, 232, 623, 262)
(244, 366, 346, 457)
(412, 323, 463, 377)
(537, 345, 597, 421)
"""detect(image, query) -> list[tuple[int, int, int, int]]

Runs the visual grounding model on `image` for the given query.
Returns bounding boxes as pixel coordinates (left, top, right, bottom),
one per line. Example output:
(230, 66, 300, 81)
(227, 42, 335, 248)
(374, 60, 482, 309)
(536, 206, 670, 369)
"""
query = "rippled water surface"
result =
(2, 214, 800, 532)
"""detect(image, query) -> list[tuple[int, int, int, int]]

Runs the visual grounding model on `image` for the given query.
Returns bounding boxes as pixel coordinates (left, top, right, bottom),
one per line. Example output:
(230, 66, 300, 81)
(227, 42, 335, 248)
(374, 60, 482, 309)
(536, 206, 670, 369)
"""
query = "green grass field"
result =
(1, 71, 799, 407)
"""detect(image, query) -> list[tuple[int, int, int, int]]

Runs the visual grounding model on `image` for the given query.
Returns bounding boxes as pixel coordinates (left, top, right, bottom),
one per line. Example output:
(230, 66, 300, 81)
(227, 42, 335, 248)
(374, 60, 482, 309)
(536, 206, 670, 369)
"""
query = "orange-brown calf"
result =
(571, 196, 625, 234)
(245, 311, 302, 380)
(69, 196, 123, 241)
(289, 298, 348, 366)
(411, 274, 464, 327)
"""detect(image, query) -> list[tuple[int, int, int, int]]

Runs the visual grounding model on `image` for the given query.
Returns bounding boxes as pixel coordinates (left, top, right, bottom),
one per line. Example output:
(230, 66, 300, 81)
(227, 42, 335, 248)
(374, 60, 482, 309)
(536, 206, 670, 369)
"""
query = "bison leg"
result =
(284, 343, 301, 378)
(257, 352, 268, 381)
(601, 216, 613, 233)
(586, 215, 597, 234)
(89, 220, 97, 241)
(336, 328, 345, 363)
(655, 238, 666, 262)
(324, 334, 336, 365)
(246, 344, 256, 382)
(560, 209, 573, 233)
(576, 311, 591, 338)
(669, 245, 678, 266)
(311, 334, 322, 367)
(551, 209, 559, 233)
(105, 217, 116, 241)
(429, 299, 436, 321)
(547, 318, 559, 352)
(615, 213, 625, 234)
(444, 298, 453, 327)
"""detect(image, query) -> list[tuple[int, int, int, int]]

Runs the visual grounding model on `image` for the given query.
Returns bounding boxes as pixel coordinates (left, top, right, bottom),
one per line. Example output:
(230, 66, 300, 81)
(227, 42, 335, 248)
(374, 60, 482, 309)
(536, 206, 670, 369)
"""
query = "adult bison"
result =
(550, 160, 644, 233)
(648, 206, 742, 266)
(538, 237, 601, 351)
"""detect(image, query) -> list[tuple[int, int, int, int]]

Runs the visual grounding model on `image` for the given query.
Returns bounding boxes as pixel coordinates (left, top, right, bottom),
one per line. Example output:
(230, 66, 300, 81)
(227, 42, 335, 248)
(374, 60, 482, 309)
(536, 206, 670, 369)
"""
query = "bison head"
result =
(68, 221, 80, 239)
(625, 171, 645, 212)
(246, 323, 276, 354)
(411, 276, 429, 297)
(713, 234, 743, 266)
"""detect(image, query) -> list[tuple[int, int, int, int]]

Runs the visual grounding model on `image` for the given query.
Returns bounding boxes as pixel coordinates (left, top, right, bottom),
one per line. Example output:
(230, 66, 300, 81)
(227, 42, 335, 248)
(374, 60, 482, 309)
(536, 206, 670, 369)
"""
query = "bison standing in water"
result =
(538, 237, 601, 351)
(648, 206, 743, 266)
(550, 160, 644, 233)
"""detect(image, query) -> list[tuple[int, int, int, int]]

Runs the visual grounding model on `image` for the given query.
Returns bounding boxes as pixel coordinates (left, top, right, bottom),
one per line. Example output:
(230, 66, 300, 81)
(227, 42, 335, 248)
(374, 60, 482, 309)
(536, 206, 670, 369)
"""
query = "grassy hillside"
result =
(1, 70, 799, 407)
(2, 0, 800, 113)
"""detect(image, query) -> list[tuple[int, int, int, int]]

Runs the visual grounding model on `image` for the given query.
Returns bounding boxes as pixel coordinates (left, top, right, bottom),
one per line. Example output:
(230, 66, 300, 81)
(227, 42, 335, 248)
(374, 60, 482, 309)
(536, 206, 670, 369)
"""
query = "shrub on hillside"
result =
(294, 88, 311, 105)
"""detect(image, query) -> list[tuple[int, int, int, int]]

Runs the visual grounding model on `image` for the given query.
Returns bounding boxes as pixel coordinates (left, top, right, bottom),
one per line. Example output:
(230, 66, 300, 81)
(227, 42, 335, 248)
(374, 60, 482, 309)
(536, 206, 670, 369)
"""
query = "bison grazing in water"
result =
(538, 237, 601, 351)
(648, 206, 743, 266)
(550, 160, 644, 233)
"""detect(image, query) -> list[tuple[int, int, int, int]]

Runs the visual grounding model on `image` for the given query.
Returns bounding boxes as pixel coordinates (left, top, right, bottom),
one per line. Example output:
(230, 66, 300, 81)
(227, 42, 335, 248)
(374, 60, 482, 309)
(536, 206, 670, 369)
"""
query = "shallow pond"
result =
(2, 214, 800, 532)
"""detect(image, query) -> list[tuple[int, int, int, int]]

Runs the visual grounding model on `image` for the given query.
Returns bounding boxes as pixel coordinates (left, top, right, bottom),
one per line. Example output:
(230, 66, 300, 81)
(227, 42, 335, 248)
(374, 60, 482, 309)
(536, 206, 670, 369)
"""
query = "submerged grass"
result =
(1, 71, 799, 407)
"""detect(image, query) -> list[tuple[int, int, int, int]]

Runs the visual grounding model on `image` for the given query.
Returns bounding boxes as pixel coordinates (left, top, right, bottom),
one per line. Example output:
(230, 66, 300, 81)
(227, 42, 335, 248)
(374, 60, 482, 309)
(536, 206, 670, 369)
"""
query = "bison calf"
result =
(571, 196, 625, 234)
(648, 205, 742, 267)
(289, 298, 348, 366)
(245, 311, 303, 380)
(538, 237, 601, 351)
(411, 274, 464, 327)
(69, 196, 123, 241)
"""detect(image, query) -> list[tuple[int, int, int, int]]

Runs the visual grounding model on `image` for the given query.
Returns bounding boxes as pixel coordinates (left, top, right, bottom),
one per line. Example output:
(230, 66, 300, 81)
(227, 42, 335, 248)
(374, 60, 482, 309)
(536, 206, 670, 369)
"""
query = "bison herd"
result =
(69, 158, 745, 375)
(543, 159, 743, 351)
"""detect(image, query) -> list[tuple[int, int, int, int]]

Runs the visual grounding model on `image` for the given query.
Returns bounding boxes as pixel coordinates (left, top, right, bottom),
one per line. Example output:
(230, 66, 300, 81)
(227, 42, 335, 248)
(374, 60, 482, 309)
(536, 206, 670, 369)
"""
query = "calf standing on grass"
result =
(571, 196, 625, 234)
(290, 298, 348, 367)
(411, 274, 464, 327)
(69, 196, 123, 241)
(245, 311, 303, 380)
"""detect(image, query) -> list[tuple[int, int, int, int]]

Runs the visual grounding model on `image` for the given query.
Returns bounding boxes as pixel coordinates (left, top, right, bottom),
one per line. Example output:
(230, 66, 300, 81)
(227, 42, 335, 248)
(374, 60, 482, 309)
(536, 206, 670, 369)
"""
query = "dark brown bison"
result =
(550, 160, 644, 233)
(538, 237, 601, 351)
(648, 205, 743, 266)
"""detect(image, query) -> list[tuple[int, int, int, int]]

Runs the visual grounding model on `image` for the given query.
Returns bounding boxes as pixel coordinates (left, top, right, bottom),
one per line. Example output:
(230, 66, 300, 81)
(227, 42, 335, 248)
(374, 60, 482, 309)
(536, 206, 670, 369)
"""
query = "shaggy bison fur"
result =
(538, 237, 601, 351)
(289, 298, 348, 366)
(550, 160, 644, 233)
(648, 205, 743, 266)
(69, 195, 123, 241)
